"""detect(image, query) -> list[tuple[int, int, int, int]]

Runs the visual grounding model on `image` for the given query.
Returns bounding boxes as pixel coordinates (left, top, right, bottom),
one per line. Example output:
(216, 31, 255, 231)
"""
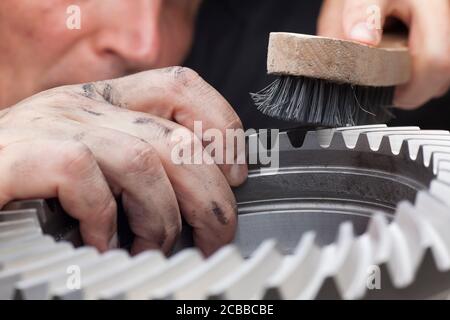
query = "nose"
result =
(93, 0, 163, 69)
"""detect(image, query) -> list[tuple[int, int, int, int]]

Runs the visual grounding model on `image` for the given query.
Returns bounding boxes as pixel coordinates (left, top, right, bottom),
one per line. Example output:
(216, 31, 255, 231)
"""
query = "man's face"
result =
(0, 0, 200, 107)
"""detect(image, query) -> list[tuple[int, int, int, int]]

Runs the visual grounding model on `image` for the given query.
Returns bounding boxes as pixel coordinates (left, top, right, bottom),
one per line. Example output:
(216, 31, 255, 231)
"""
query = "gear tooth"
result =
(398, 139, 414, 160)
(300, 131, 329, 149)
(335, 222, 355, 258)
(432, 153, 450, 175)
(407, 141, 450, 168)
(207, 239, 283, 300)
(317, 222, 355, 299)
(316, 128, 336, 148)
(377, 135, 394, 154)
(430, 179, 450, 206)
(340, 130, 362, 148)
(424, 146, 450, 168)
(102, 249, 201, 300)
(154, 245, 243, 300)
(438, 160, 450, 172)
(3, 199, 77, 242)
(405, 139, 428, 161)
(407, 248, 450, 299)
(364, 251, 448, 300)
(381, 130, 450, 156)
(415, 145, 428, 167)
(386, 135, 408, 155)
(335, 235, 373, 300)
(365, 128, 422, 151)
(15, 246, 99, 300)
(1, 242, 77, 298)
(388, 202, 429, 288)
(352, 132, 371, 151)
(385, 225, 411, 289)
(0, 208, 40, 228)
(278, 131, 295, 150)
(337, 125, 419, 151)
(363, 262, 396, 299)
(336, 124, 388, 131)
(437, 170, 450, 185)
(422, 144, 450, 170)
(367, 213, 392, 264)
(357, 214, 394, 299)
(48, 250, 130, 300)
(0, 236, 56, 299)
(328, 131, 348, 150)
(363, 132, 387, 151)
(0, 225, 43, 245)
(414, 191, 450, 270)
(263, 231, 321, 300)
(6, 124, 450, 300)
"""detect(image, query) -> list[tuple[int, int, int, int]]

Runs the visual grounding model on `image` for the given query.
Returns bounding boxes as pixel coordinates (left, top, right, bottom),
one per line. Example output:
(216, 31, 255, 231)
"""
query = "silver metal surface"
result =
(1, 124, 450, 300)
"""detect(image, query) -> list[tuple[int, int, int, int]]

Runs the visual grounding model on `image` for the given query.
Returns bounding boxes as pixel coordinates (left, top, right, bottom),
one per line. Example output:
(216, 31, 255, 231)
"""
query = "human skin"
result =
(318, 0, 450, 109)
(0, 0, 201, 107)
(0, 67, 248, 256)
(0, 1, 247, 256)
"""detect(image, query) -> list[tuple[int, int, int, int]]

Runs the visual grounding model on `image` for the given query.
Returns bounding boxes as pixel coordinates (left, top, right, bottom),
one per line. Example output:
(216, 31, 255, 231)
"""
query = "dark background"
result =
(184, 0, 450, 130)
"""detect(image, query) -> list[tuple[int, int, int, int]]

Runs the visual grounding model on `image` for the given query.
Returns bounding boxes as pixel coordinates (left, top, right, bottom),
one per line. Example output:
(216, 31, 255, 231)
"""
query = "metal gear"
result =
(1, 124, 450, 300)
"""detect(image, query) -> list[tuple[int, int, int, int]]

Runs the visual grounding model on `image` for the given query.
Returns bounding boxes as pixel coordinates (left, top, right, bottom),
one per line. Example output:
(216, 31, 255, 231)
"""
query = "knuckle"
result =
(34, 85, 68, 97)
(59, 141, 96, 175)
(166, 66, 200, 89)
(20, 86, 87, 113)
(124, 141, 161, 175)
(15, 86, 73, 110)
(41, 85, 77, 101)
(170, 126, 198, 144)
(169, 126, 203, 156)
(84, 81, 120, 106)
(225, 111, 243, 130)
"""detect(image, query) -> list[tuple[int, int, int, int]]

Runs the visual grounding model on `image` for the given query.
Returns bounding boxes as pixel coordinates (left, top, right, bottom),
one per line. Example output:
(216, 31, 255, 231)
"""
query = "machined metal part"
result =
(1, 124, 450, 300)
(3, 199, 81, 246)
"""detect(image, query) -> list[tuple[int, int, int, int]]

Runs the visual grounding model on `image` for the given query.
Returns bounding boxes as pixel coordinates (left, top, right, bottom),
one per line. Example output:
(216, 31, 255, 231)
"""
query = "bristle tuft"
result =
(250, 76, 395, 127)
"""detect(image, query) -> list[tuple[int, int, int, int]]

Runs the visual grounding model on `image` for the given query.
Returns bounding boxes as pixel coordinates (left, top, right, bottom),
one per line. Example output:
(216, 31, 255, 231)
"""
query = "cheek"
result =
(4, 1, 87, 64)
(27, 7, 76, 56)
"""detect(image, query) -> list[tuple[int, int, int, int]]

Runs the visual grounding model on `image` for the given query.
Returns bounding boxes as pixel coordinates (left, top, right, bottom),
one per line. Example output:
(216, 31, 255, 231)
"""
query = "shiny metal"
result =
(1, 125, 450, 300)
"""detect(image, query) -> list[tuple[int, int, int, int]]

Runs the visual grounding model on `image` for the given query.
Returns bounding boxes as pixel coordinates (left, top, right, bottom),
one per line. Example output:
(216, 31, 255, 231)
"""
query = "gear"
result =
(1, 124, 450, 300)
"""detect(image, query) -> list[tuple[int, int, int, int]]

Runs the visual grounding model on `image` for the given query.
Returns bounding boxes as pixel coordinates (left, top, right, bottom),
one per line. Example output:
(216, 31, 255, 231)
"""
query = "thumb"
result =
(342, 0, 390, 45)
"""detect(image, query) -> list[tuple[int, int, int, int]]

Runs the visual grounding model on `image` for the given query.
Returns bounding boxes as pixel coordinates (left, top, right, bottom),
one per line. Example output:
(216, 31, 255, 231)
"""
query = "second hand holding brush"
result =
(251, 32, 411, 127)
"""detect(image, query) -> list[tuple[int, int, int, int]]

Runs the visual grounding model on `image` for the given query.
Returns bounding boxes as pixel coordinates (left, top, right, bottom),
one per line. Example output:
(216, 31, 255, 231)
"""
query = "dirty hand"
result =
(0, 67, 247, 256)
(318, 0, 450, 109)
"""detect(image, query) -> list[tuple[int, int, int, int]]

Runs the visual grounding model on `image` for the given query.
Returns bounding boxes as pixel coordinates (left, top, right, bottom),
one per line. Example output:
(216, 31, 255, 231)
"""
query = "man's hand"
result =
(0, 67, 248, 256)
(318, 0, 450, 109)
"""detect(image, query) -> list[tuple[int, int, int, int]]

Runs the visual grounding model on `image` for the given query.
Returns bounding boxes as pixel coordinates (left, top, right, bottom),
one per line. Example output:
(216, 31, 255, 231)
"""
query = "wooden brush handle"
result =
(267, 32, 411, 87)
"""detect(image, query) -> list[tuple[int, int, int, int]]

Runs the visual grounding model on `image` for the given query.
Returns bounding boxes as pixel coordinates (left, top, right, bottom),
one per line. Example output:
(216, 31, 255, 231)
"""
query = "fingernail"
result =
(108, 233, 118, 250)
(349, 22, 379, 44)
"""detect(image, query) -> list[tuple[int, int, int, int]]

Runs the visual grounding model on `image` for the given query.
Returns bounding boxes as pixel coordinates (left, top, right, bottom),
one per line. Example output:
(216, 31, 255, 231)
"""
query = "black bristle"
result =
(250, 76, 395, 127)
